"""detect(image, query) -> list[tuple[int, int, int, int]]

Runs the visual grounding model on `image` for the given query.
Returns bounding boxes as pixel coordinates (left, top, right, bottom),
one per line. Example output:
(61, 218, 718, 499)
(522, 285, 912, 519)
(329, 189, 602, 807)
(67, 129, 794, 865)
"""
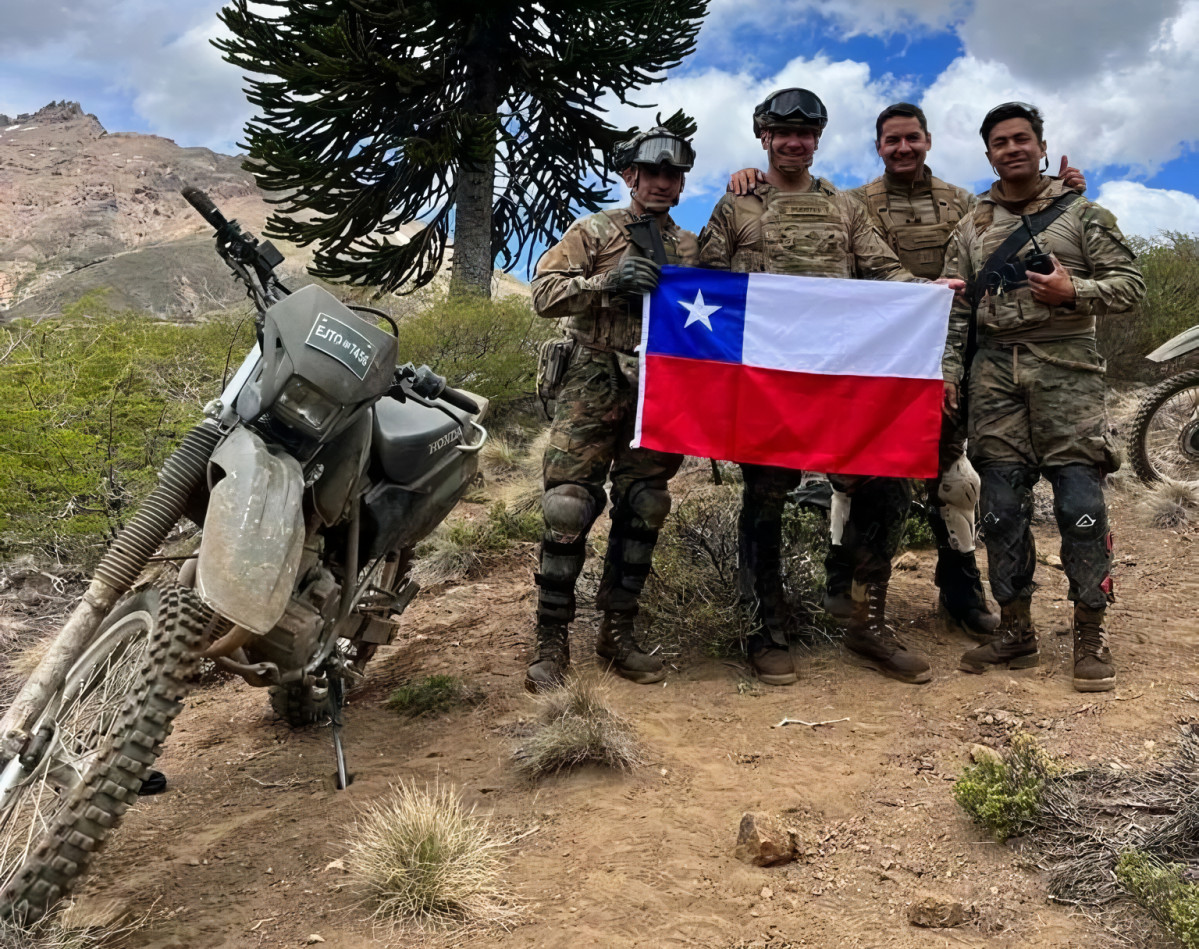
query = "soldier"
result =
(941, 102, 1145, 692)
(700, 89, 963, 686)
(729, 103, 1085, 642)
(526, 126, 700, 692)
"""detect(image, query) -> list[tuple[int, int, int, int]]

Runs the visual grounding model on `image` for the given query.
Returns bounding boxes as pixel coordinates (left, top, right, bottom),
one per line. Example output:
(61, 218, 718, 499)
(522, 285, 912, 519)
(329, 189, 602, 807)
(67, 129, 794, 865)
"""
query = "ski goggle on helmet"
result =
(613, 127, 695, 172)
(753, 88, 828, 136)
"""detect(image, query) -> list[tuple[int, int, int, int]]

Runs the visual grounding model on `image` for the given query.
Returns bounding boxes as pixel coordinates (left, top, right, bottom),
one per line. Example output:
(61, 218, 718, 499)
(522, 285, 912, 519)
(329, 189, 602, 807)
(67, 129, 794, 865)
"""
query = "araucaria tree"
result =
(217, 1, 708, 296)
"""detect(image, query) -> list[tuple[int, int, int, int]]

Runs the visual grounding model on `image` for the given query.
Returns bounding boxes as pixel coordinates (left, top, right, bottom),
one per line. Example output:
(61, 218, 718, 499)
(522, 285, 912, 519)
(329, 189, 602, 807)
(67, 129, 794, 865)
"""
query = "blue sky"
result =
(3, 0, 1198, 255)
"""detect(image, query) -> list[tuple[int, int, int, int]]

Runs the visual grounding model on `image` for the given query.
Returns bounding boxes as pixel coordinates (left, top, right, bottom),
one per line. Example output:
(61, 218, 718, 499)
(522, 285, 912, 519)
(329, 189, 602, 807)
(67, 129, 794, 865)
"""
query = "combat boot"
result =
(958, 598, 1038, 674)
(843, 582, 931, 684)
(595, 612, 666, 685)
(821, 543, 854, 620)
(936, 549, 999, 642)
(746, 631, 797, 686)
(1072, 603, 1115, 693)
(525, 624, 570, 693)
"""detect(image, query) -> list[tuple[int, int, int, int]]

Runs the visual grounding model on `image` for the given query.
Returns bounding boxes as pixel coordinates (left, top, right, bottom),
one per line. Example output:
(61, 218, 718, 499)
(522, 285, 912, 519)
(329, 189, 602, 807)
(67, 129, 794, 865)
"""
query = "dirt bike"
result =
(1130, 325, 1199, 483)
(0, 187, 488, 923)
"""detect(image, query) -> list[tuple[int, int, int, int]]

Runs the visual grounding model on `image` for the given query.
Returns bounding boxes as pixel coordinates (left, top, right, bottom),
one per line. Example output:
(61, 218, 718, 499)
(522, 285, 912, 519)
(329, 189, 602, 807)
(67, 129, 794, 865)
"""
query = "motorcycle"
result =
(1129, 326, 1199, 483)
(0, 187, 488, 923)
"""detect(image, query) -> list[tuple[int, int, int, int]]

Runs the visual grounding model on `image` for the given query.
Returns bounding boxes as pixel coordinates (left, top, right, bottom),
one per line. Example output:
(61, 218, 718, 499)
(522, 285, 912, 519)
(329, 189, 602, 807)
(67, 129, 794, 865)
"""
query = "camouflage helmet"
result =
(753, 88, 828, 136)
(612, 126, 695, 173)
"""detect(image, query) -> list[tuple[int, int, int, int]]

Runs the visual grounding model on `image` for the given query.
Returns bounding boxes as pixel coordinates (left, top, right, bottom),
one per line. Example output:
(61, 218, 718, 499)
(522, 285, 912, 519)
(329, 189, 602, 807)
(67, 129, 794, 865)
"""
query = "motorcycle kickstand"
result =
(329, 677, 351, 790)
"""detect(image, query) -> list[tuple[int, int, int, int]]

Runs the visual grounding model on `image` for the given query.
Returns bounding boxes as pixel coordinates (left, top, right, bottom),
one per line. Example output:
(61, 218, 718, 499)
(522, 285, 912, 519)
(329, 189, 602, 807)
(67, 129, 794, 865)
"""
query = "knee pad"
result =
(1051, 465, 1107, 539)
(543, 483, 602, 541)
(625, 480, 672, 531)
(829, 488, 851, 545)
(937, 456, 980, 553)
(979, 465, 1036, 538)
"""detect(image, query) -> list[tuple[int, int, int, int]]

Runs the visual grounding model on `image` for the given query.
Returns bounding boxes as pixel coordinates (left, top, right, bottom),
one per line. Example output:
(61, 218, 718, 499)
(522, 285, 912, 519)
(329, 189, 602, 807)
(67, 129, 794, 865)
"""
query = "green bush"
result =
(393, 293, 552, 410)
(387, 675, 480, 717)
(953, 733, 1061, 841)
(0, 292, 253, 565)
(1116, 851, 1199, 948)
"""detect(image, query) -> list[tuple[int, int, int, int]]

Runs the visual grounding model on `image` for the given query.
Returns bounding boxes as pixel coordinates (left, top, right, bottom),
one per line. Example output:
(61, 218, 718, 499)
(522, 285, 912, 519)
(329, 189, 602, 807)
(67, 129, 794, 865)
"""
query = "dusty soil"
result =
(52, 486, 1199, 949)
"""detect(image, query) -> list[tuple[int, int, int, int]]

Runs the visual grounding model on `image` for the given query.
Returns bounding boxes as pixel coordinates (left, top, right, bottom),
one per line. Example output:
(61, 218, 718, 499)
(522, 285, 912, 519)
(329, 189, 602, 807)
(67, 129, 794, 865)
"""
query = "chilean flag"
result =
(632, 266, 952, 479)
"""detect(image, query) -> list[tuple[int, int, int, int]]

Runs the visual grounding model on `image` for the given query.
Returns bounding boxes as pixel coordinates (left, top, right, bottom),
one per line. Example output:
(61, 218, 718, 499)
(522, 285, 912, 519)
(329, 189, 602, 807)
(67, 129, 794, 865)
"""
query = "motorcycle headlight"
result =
(273, 375, 339, 434)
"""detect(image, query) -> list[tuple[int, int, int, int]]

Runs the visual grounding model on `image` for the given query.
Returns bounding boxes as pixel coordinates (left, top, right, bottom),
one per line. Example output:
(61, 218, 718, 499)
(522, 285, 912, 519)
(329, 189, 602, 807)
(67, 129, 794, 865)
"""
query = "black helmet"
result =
(612, 126, 696, 172)
(753, 88, 828, 136)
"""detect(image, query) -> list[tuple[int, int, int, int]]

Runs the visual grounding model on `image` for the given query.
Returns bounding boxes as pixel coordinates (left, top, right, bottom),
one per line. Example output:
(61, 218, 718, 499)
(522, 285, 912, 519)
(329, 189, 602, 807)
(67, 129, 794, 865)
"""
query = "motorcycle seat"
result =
(372, 396, 465, 486)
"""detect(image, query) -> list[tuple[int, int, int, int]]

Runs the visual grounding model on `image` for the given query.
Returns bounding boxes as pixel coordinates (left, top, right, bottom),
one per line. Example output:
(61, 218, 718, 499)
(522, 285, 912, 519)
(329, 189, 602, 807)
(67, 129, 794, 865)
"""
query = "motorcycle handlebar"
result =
(408, 364, 480, 414)
(439, 385, 480, 415)
(181, 186, 228, 230)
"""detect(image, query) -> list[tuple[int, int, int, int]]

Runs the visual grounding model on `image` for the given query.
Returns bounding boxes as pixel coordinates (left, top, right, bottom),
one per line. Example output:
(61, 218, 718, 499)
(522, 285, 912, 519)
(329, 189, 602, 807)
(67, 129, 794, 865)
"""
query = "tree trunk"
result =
(451, 51, 499, 298)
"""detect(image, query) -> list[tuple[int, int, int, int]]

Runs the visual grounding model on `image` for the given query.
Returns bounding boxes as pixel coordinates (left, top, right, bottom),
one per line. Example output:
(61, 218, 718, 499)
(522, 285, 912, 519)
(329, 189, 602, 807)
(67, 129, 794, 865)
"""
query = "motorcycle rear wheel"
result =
(1130, 368, 1199, 484)
(0, 584, 206, 924)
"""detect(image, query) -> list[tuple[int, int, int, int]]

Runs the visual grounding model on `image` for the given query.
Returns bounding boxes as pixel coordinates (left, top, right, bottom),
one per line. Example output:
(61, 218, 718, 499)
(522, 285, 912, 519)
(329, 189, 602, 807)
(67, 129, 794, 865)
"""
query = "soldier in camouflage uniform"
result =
(526, 126, 700, 692)
(700, 89, 963, 687)
(729, 103, 1085, 641)
(941, 102, 1145, 692)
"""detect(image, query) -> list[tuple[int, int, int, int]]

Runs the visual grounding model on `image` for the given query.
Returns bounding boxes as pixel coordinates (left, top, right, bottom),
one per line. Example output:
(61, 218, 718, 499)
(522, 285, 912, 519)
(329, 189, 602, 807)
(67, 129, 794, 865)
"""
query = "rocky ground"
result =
(10, 471, 1189, 949)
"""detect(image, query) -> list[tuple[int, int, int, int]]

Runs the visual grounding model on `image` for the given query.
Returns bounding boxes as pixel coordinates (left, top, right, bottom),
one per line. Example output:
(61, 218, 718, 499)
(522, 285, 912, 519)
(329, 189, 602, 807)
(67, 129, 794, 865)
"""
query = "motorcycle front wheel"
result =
(1130, 368, 1199, 484)
(0, 584, 206, 924)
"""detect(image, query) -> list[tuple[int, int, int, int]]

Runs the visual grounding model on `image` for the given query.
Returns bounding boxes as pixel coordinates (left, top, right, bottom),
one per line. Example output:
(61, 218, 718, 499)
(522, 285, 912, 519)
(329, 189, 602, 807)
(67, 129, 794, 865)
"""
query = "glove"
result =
(604, 256, 660, 295)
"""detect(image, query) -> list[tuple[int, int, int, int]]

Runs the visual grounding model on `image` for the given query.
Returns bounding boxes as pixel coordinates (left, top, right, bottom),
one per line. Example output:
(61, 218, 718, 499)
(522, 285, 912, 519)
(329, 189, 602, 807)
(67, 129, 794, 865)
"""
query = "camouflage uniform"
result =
(837, 169, 993, 631)
(698, 179, 921, 640)
(530, 208, 698, 662)
(941, 177, 1144, 615)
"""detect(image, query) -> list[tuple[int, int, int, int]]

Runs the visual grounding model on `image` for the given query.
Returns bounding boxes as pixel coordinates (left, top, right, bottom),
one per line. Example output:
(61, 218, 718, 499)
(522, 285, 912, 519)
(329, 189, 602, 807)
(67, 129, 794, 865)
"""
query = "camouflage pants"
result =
(539, 345, 682, 620)
(967, 340, 1114, 610)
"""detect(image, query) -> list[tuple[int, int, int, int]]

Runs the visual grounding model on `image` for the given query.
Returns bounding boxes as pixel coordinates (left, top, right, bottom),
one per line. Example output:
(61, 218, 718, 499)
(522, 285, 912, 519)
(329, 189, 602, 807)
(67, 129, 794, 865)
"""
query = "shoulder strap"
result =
(970, 192, 1082, 307)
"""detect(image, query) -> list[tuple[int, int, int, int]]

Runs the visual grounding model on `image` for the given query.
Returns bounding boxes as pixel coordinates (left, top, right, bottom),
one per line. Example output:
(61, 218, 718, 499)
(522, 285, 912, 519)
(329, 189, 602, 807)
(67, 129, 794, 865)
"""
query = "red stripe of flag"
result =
(638, 353, 942, 479)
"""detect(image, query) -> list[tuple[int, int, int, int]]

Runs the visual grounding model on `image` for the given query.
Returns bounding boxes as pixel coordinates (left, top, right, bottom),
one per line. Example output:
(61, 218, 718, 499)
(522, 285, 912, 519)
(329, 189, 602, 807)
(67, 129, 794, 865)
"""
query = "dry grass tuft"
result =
(0, 624, 51, 711)
(346, 780, 520, 933)
(1136, 477, 1199, 528)
(513, 674, 643, 777)
(0, 903, 156, 949)
(480, 434, 525, 481)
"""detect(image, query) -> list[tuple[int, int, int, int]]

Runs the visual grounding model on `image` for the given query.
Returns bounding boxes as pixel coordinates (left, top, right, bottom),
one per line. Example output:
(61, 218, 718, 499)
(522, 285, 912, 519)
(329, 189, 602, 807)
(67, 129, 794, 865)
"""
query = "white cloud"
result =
(1095, 181, 1199, 239)
(705, 0, 964, 37)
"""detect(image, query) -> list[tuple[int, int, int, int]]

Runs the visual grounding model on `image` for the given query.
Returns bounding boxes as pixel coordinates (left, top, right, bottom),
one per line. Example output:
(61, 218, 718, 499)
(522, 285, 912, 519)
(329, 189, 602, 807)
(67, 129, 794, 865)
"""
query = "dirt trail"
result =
(64, 499, 1198, 949)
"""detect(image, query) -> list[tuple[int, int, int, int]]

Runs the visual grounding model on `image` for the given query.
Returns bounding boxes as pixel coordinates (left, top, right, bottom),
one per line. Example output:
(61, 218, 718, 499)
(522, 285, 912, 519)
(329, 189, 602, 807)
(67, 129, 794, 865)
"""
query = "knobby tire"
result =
(1129, 368, 1199, 484)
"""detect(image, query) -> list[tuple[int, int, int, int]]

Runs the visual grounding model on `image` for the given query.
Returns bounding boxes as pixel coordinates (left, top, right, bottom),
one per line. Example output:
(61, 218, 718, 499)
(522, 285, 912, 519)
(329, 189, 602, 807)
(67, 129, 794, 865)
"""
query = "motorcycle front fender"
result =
(1148, 325, 1199, 363)
(195, 427, 306, 634)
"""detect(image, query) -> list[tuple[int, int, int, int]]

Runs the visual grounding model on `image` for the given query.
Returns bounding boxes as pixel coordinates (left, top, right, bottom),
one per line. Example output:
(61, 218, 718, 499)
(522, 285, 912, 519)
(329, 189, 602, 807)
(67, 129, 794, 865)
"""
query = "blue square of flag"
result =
(644, 266, 747, 365)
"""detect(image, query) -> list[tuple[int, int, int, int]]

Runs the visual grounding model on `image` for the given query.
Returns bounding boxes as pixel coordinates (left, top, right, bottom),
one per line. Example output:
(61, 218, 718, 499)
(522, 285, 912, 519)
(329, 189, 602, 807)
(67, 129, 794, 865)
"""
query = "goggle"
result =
(756, 88, 827, 128)
(629, 134, 695, 170)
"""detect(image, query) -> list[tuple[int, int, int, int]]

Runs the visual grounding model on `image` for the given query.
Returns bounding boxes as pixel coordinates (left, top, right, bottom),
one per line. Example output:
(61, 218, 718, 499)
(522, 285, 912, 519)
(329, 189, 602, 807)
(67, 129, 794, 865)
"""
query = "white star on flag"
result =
(679, 289, 721, 331)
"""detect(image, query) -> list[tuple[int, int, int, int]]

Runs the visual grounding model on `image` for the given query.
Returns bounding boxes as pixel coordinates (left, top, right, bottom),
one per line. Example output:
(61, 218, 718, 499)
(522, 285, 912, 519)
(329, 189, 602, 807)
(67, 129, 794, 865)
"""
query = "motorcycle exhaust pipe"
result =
(0, 422, 223, 759)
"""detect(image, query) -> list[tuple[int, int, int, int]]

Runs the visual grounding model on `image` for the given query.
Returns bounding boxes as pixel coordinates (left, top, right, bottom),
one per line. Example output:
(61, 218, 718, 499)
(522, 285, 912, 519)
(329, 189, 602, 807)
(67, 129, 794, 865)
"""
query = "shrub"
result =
(346, 780, 518, 931)
(1116, 851, 1199, 949)
(415, 500, 541, 585)
(953, 732, 1061, 842)
(387, 675, 480, 717)
(0, 293, 253, 565)
(392, 293, 552, 410)
(513, 674, 642, 777)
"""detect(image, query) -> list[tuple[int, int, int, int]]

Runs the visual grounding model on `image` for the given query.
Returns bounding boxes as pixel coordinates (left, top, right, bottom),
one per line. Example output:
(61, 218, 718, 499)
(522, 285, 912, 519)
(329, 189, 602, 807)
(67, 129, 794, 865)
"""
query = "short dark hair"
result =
(980, 102, 1044, 147)
(875, 102, 928, 142)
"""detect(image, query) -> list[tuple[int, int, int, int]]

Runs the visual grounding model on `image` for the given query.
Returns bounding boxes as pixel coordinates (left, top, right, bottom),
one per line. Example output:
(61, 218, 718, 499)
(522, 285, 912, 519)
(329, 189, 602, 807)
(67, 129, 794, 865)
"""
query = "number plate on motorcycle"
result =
(305, 313, 376, 380)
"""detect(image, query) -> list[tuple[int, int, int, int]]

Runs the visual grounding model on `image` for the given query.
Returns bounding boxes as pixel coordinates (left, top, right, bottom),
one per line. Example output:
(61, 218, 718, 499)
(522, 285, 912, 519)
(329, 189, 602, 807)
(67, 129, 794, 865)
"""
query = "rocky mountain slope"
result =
(0, 101, 524, 319)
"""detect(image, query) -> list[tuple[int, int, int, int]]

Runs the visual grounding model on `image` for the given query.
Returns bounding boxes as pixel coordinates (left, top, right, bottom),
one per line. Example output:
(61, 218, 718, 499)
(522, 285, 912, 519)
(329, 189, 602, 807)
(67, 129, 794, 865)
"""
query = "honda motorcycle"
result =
(1130, 326, 1199, 483)
(0, 187, 487, 922)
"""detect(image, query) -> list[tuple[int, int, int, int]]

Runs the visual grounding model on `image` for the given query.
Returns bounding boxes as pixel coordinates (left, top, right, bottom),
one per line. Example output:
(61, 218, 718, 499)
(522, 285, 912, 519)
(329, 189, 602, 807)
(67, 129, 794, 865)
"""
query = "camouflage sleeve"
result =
(1069, 204, 1146, 315)
(845, 200, 921, 282)
(939, 221, 976, 384)
(697, 195, 736, 271)
(530, 220, 609, 319)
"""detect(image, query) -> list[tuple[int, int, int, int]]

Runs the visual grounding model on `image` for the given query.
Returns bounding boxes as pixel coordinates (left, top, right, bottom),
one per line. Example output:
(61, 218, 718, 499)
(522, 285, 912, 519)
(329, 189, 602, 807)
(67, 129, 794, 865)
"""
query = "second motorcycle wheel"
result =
(1129, 368, 1199, 484)
(0, 585, 206, 925)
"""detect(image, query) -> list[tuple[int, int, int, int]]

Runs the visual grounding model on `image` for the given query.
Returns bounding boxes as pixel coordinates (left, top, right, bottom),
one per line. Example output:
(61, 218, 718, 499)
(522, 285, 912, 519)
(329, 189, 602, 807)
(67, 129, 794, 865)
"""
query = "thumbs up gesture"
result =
(1058, 155, 1086, 194)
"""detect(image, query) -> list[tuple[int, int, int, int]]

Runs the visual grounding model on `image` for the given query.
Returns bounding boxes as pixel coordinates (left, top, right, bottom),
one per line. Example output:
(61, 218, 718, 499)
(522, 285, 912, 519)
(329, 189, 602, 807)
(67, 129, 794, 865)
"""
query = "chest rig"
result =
(739, 182, 850, 277)
(571, 210, 686, 355)
(862, 177, 962, 278)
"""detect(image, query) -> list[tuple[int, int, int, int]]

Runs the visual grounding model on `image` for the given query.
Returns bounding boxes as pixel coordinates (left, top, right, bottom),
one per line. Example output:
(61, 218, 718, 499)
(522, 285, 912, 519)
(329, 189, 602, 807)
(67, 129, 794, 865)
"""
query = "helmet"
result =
(753, 88, 828, 136)
(979, 101, 1044, 144)
(612, 126, 695, 173)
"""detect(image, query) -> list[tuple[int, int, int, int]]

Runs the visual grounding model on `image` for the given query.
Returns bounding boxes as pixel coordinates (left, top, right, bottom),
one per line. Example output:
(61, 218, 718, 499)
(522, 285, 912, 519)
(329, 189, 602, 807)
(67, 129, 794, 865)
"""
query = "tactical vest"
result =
(733, 181, 853, 278)
(570, 211, 690, 354)
(861, 176, 962, 279)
